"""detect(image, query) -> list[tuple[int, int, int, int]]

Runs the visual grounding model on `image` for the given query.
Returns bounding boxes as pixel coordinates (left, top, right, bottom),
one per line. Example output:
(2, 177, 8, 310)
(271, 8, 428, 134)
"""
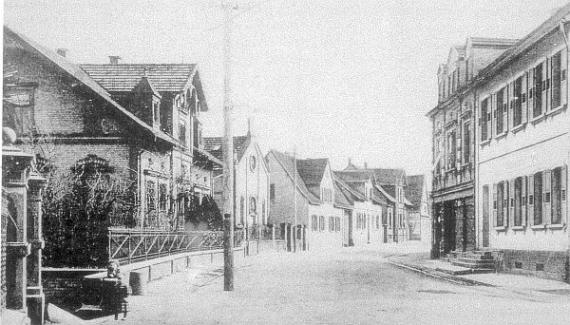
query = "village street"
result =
(92, 244, 570, 325)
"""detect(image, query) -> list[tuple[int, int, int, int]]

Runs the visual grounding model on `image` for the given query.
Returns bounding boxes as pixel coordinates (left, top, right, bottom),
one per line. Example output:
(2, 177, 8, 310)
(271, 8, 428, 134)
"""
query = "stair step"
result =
(456, 257, 495, 264)
(451, 261, 495, 269)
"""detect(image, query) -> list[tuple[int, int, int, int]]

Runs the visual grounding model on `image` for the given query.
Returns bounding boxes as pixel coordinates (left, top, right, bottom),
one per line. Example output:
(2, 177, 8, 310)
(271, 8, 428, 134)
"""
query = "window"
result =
(533, 63, 543, 117)
(496, 88, 505, 134)
(270, 184, 275, 201)
(513, 77, 523, 127)
(463, 122, 471, 163)
(249, 197, 257, 215)
(376, 214, 380, 229)
(447, 132, 456, 169)
(311, 215, 318, 231)
(159, 183, 168, 211)
(262, 200, 266, 224)
(514, 177, 523, 226)
(179, 122, 187, 147)
(496, 182, 505, 227)
(319, 216, 325, 232)
(153, 101, 160, 126)
(480, 98, 489, 141)
(146, 180, 156, 212)
(552, 51, 562, 109)
(329, 216, 335, 232)
(240, 196, 245, 224)
(534, 172, 543, 225)
(388, 210, 393, 227)
(321, 188, 333, 203)
(552, 167, 563, 224)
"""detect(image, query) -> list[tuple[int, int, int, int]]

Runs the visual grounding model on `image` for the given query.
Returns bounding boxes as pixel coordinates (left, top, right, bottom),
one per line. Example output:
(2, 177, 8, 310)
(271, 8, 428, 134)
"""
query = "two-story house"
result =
(334, 170, 388, 246)
(427, 37, 517, 257)
(205, 130, 270, 229)
(267, 151, 344, 251)
(2, 26, 221, 268)
(475, 5, 570, 282)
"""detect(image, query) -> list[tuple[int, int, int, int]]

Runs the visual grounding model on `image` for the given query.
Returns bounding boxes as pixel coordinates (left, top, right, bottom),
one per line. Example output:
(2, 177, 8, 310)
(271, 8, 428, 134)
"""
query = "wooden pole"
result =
(222, 0, 234, 291)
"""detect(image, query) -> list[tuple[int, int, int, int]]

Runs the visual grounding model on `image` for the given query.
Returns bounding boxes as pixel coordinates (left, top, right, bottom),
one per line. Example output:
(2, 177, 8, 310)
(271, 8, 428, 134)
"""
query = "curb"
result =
(388, 260, 495, 287)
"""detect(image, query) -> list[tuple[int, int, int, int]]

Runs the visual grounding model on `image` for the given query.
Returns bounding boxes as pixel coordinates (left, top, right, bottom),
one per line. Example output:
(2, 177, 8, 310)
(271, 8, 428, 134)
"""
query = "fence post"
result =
(272, 225, 276, 249)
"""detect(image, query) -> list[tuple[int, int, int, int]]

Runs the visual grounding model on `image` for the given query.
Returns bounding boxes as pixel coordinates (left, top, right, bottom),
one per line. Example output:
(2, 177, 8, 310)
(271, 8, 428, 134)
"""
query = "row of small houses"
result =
(1, 26, 429, 323)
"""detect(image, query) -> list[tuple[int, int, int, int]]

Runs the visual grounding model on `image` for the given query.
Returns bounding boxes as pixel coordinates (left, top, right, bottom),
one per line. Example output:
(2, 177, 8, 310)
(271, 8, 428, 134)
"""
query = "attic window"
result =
(153, 101, 160, 126)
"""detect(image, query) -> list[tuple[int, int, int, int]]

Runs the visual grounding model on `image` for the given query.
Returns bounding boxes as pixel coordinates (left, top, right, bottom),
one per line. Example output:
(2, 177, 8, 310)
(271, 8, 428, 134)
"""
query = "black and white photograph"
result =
(2, 1, 570, 324)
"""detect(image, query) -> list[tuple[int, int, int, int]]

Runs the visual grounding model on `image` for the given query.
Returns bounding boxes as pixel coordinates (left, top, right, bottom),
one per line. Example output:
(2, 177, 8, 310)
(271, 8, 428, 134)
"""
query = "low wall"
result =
(42, 268, 104, 308)
(497, 249, 570, 283)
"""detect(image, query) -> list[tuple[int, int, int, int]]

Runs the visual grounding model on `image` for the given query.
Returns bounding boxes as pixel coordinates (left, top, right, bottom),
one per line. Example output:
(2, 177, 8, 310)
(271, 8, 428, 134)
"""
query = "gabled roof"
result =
(133, 76, 162, 99)
(80, 63, 196, 92)
(268, 150, 320, 204)
(405, 175, 425, 208)
(371, 168, 406, 185)
(203, 135, 250, 162)
(296, 158, 328, 186)
(333, 179, 353, 209)
(81, 63, 209, 111)
(375, 185, 396, 203)
(3, 26, 177, 146)
(333, 173, 366, 202)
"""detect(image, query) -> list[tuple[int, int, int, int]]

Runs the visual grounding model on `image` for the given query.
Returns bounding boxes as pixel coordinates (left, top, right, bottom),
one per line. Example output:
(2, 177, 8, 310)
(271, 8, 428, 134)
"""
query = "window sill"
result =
(495, 132, 508, 140)
(511, 123, 526, 134)
(480, 139, 491, 147)
(530, 225, 546, 230)
(511, 226, 526, 231)
(546, 224, 565, 230)
(494, 226, 507, 232)
(531, 114, 545, 125)
(546, 104, 567, 117)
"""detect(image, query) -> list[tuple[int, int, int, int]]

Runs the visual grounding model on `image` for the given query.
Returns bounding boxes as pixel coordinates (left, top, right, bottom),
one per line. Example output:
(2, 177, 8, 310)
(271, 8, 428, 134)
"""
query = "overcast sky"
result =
(4, 0, 570, 175)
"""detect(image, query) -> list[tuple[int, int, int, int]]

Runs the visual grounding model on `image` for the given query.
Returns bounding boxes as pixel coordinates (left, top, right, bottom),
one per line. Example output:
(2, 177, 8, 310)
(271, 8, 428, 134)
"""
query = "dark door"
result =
(348, 212, 354, 246)
(482, 186, 490, 247)
(442, 201, 456, 254)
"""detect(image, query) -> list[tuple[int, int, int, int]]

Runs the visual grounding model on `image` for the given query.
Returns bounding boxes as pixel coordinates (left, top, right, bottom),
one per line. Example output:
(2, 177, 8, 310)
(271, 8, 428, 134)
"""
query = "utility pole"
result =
(293, 147, 297, 252)
(222, 0, 234, 292)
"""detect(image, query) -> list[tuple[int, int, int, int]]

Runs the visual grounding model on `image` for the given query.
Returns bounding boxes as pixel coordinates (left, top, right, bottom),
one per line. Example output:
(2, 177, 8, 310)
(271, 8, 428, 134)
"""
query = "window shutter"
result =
(522, 72, 528, 123)
(503, 181, 509, 227)
(493, 183, 498, 227)
(508, 179, 515, 227)
(522, 176, 527, 226)
(528, 174, 535, 226)
(542, 60, 548, 113)
(562, 48, 568, 107)
(562, 165, 568, 225)
(528, 68, 534, 117)
(503, 87, 509, 133)
(507, 82, 513, 131)
(543, 169, 552, 225)
(491, 93, 496, 138)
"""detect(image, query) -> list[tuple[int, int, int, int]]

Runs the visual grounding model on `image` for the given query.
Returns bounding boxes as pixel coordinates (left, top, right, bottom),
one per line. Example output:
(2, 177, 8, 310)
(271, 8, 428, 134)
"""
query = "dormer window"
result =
(152, 100, 160, 127)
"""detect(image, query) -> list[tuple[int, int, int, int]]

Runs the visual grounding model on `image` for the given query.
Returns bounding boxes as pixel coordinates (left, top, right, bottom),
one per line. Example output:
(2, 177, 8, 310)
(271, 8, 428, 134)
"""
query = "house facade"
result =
(474, 6, 570, 281)
(342, 164, 412, 243)
(427, 37, 517, 257)
(3, 27, 221, 267)
(206, 132, 270, 228)
(267, 151, 344, 250)
(405, 175, 431, 242)
(334, 171, 387, 246)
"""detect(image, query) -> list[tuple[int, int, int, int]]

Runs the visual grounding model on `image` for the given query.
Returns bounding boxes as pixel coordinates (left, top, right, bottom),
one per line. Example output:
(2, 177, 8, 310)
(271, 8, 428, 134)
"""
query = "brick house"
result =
(267, 151, 344, 250)
(473, 5, 570, 282)
(427, 36, 517, 257)
(3, 26, 221, 266)
(205, 131, 270, 228)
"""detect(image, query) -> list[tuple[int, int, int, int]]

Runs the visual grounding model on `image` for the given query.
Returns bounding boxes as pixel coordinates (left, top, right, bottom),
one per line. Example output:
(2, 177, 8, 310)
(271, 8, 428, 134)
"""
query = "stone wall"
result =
(498, 249, 570, 283)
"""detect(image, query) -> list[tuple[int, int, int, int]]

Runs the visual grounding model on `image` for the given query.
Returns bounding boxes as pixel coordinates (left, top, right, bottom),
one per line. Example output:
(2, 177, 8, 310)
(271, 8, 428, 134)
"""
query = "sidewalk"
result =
(385, 243, 570, 298)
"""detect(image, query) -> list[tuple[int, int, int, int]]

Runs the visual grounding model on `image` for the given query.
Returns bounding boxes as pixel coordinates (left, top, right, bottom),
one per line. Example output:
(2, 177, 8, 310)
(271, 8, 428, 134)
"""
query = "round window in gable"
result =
(250, 155, 256, 171)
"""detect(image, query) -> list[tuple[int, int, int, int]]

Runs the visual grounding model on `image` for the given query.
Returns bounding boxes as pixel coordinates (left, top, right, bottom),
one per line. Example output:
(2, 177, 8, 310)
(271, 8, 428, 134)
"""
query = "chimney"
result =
(56, 48, 68, 57)
(364, 162, 368, 169)
(109, 56, 121, 65)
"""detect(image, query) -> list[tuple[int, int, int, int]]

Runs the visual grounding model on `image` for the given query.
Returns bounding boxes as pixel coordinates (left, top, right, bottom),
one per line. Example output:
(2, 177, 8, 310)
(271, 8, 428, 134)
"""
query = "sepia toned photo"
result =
(2, 1, 570, 324)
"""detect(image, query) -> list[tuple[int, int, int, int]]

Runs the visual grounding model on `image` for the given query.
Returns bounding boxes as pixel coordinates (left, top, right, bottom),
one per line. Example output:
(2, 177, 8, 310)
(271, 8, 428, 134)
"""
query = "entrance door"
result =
(482, 186, 490, 247)
(442, 201, 456, 254)
(348, 211, 354, 246)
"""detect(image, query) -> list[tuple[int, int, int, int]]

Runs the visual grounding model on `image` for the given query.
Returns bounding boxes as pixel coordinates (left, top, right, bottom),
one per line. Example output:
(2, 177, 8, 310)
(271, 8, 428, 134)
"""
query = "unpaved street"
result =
(95, 247, 570, 325)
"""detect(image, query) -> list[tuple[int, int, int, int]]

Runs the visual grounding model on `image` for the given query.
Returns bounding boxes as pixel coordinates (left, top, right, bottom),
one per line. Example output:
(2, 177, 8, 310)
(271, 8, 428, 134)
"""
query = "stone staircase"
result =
(444, 251, 496, 275)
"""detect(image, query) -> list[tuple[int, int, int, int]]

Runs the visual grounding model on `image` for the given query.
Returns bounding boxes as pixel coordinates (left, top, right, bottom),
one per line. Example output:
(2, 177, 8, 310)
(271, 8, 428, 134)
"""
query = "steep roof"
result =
(203, 135, 249, 162)
(296, 158, 328, 186)
(80, 63, 196, 92)
(268, 150, 320, 204)
(333, 173, 366, 202)
(372, 168, 406, 185)
(3, 26, 177, 146)
(405, 175, 425, 208)
(333, 179, 353, 209)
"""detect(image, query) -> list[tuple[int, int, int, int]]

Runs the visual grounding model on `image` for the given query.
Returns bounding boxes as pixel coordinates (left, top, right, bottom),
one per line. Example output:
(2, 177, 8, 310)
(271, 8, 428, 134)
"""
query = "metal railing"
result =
(108, 228, 244, 264)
